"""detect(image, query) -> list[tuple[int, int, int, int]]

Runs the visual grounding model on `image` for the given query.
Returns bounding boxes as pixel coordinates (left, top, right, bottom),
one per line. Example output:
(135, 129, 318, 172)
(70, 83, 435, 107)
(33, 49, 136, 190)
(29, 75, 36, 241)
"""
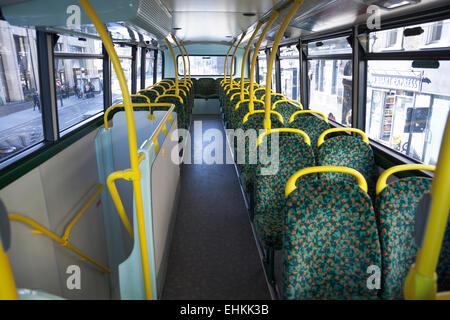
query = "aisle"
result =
(162, 115, 270, 299)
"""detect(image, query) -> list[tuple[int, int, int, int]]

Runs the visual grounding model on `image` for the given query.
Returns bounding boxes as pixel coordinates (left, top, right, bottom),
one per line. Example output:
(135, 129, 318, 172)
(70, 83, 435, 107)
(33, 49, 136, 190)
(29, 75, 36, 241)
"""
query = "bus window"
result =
(145, 50, 155, 88)
(111, 44, 132, 104)
(308, 59, 352, 126)
(307, 36, 352, 126)
(280, 45, 299, 100)
(366, 60, 450, 165)
(257, 50, 267, 85)
(156, 50, 163, 82)
(177, 55, 231, 76)
(54, 34, 104, 132)
(0, 21, 43, 162)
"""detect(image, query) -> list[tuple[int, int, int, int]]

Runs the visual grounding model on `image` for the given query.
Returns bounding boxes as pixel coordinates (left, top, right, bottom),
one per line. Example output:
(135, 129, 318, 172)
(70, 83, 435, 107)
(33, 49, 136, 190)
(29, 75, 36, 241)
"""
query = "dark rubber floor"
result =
(162, 115, 270, 300)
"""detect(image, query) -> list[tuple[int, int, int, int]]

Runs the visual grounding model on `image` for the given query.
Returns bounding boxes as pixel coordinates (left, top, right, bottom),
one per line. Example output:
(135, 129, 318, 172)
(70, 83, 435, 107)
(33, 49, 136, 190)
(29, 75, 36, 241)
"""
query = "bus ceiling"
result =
(1, 0, 449, 45)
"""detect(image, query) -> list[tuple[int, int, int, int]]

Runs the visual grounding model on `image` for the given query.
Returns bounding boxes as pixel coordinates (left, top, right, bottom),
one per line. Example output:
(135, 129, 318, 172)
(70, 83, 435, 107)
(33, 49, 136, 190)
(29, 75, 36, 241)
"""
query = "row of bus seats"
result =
(218, 78, 449, 299)
(133, 78, 194, 130)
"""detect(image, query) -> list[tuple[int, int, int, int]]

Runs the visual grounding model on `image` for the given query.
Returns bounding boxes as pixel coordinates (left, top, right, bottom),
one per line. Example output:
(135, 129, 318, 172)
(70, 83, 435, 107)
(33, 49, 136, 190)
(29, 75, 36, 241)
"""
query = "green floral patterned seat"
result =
(253, 133, 315, 250)
(317, 136, 378, 198)
(375, 176, 450, 298)
(290, 114, 329, 159)
(273, 101, 301, 123)
(236, 113, 285, 192)
(282, 179, 381, 300)
(195, 78, 218, 98)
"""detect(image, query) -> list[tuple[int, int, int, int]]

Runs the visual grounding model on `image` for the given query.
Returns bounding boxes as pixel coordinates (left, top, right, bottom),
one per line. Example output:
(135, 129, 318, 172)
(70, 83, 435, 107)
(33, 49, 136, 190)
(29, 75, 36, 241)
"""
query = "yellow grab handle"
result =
(285, 166, 368, 198)
(235, 99, 264, 111)
(257, 128, 311, 147)
(272, 99, 303, 111)
(230, 91, 249, 102)
(155, 94, 184, 104)
(139, 89, 160, 97)
(376, 164, 436, 195)
(318, 128, 369, 147)
(261, 93, 285, 101)
(0, 245, 18, 300)
(289, 110, 328, 124)
(243, 110, 284, 125)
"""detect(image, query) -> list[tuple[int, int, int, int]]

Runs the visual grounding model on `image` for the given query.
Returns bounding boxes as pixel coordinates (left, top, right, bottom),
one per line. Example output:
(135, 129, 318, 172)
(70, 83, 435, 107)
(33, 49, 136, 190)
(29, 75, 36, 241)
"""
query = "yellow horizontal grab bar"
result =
(318, 128, 369, 147)
(139, 89, 160, 97)
(376, 164, 436, 196)
(289, 110, 328, 124)
(104, 103, 173, 130)
(243, 110, 284, 125)
(62, 184, 103, 244)
(236, 99, 264, 111)
(285, 166, 368, 198)
(225, 85, 241, 96)
(261, 93, 285, 101)
(155, 94, 184, 104)
(159, 79, 175, 84)
(272, 99, 303, 111)
(230, 91, 249, 102)
(167, 88, 188, 97)
(152, 84, 167, 93)
(257, 128, 311, 147)
(106, 170, 135, 238)
(9, 213, 111, 273)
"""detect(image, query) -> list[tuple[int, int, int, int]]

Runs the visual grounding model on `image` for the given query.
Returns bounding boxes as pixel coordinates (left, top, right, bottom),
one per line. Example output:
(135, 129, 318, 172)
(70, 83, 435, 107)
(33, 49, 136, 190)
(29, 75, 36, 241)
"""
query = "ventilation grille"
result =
(130, 0, 172, 40)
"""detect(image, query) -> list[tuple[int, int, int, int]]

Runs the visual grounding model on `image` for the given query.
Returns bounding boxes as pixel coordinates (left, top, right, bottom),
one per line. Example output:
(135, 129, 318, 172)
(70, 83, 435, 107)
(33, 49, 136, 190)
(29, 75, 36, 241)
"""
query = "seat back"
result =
(253, 132, 315, 249)
(290, 114, 329, 158)
(318, 136, 377, 197)
(282, 179, 381, 299)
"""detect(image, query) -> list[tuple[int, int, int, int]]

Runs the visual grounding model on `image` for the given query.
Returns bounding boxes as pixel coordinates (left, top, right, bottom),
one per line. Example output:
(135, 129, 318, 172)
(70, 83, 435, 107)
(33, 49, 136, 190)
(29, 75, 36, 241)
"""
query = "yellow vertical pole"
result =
(264, 0, 303, 129)
(0, 245, 18, 300)
(171, 34, 187, 87)
(224, 38, 238, 83)
(248, 11, 279, 111)
(179, 39, 191, 82)
(165, 38, 179, 96)
(78, 0, 152, 300)
(240, 21, 263, 100)
(405, 114, 450, 299)
(229, 32, 247, 85)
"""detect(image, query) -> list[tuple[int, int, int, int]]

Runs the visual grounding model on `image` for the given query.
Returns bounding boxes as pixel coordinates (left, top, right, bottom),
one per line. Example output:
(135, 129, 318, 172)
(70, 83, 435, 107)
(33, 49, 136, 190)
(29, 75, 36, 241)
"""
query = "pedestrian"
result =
(33, 90, 40, 112)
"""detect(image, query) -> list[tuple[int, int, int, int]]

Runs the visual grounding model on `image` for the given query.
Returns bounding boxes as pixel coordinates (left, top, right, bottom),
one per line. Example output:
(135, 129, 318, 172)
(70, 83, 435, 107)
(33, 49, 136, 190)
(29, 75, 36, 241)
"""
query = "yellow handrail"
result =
(171, 34, 187, 87)
(243, 110, 284, 125)
(104, 102, 173, 130)
(272, 99, 303, 111)
(285, 166, 368, 198)
(229, 32, 247, 86)
(235, 99, 264, 111)
(151, 84, 167, 94)
(222, 38, 239, 84)
(376, 164, 436, 196)
(405, 114, 450, 300)
(249, 11, 279, 112)
(289, 110, 328, 124)
(256, 128, 311, 147)
(0, 244, 18, 300)
(178, 39, 191, 82)
(79, 0, 152, 300)
(167, 87, 188, 98)
(317, 128, 369, 147)
(165, 38, 179, 96)
(240, 21, 263, 100)
(155, 94, 184, 104)
(9, 213, 111, 274)
(106, 170, 135, 238)
(230, 91, 249, 102)
(62, 184, 103, 244)
(138, 89, 160, 97)
(265, 0, 304, 130)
